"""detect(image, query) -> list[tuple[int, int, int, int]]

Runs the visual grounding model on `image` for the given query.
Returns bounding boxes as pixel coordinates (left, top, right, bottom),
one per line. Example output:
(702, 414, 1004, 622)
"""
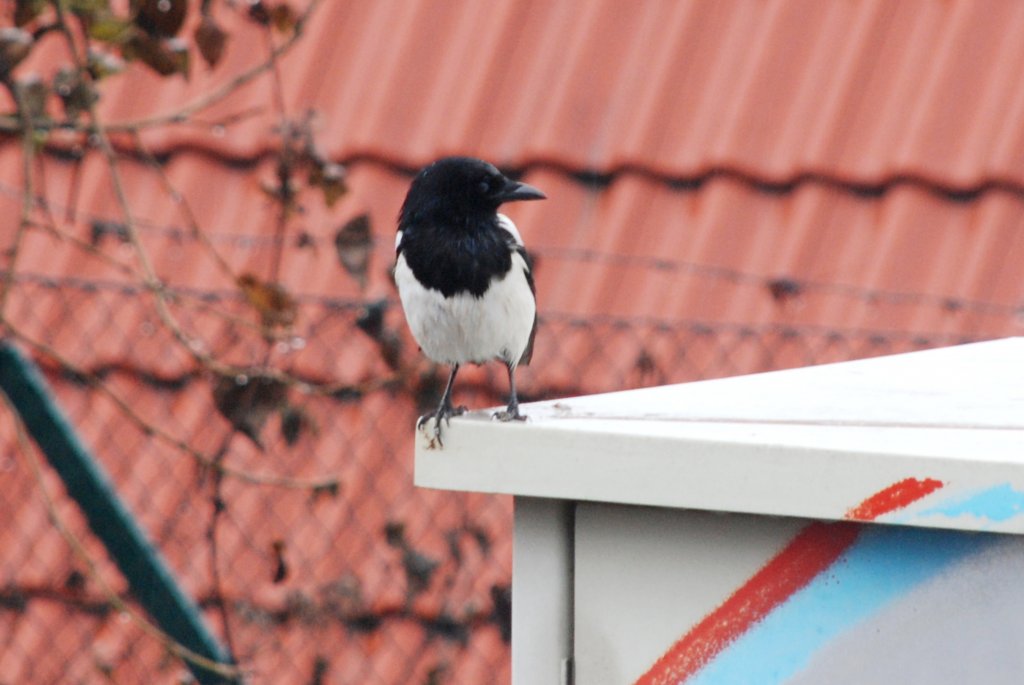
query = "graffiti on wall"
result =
(635, 477, 1024, 685)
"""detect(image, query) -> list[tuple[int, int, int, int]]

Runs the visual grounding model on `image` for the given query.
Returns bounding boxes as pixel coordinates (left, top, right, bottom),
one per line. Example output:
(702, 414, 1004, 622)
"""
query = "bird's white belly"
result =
(395, 253, 535, 366)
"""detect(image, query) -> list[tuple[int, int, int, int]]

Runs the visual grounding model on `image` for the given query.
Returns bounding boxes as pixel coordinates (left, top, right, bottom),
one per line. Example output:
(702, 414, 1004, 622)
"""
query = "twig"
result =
(49, 1, 337, 382)
(30, 138, 70, 236)
(0, 80, 37, 321)
(2, 326, 342, 492)
(35, 220, 141, 279)
(1, 266, 409, 396)
(207, 434, 239, 659)
(0, 583, 504, 636)
(185, 105, 269, 133)
(0, 0, 324, 136)
(129, 129, 237, 282)
(8, 201, 283, 342)
(263, 25, 289, 125)
(51, 3, 218, 370)
(264, 20, 293, 286)
(1, 393, 246, 681)
(101, 0, 322, 133)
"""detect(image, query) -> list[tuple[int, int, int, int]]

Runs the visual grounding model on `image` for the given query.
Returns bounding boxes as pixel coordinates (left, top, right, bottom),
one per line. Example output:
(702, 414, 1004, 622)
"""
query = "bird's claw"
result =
(417, 404, 468, 448)
(492, 407, 527, 423)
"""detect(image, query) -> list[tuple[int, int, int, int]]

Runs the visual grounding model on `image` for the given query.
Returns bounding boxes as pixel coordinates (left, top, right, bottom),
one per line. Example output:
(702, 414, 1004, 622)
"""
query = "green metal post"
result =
(0, 342, 238, 684)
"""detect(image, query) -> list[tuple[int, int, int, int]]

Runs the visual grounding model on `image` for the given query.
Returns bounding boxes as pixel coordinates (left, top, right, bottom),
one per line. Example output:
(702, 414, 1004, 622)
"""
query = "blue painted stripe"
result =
(917, 484, 1024, 523)
(684, 526, 991, 685)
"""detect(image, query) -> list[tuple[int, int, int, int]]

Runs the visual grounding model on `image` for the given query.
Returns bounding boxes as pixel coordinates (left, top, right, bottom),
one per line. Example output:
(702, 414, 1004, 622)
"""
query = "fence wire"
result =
(0, 273, 993, 685)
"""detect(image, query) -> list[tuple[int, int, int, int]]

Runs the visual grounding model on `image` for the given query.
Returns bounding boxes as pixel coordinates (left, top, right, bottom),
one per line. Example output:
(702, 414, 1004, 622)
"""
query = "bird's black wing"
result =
(507, 236, 537, 366)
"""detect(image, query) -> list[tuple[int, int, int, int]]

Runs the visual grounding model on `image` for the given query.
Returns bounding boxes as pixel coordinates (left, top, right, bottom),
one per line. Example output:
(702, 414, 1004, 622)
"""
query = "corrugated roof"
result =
(11, 0, 1024, 190)
(7, 158, 1022, 335)
(3, 1, 1024, 682)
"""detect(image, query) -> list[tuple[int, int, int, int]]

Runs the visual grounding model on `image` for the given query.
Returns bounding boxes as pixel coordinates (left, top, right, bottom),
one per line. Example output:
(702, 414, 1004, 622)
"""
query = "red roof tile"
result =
(8, 0, 1024, 188)
(3, 1, 1024, 682)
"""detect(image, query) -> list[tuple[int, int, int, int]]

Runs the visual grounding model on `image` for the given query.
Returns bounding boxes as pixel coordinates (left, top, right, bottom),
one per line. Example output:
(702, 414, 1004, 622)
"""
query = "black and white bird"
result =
(394, 156, 545, 443)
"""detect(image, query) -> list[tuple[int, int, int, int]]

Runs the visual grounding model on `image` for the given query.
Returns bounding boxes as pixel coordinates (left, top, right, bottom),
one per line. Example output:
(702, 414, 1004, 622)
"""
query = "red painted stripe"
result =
(844, 477, 944, 521)
(633, 521, 858, 685)
(633, 478, 944, 685)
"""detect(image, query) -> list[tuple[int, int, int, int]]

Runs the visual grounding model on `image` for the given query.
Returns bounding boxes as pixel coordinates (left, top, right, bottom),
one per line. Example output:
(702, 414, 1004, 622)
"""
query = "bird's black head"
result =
(399, 156, 545, 229)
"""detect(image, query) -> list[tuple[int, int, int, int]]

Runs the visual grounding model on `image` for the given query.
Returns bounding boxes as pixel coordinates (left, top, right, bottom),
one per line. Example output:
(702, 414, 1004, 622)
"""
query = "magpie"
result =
(395, 156, 545, 444)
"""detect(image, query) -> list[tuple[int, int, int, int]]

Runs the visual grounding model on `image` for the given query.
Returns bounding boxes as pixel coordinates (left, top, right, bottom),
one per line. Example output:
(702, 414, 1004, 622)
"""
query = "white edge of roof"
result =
(415, 337, 1024, 534)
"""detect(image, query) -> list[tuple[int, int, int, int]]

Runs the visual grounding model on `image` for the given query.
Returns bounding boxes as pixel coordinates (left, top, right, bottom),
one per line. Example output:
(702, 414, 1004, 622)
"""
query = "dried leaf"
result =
(53, 67, 98, 120)
(427, 614, 466, 643)
(445, 526, 491, 564)
(310, 159, 347, 208)
(269, 3, 298, 33)
(383, 521, 405, 548)
(766, 277, 803, 304)
(64, 569, 87, 594)
(468, 525, 492, 557)
(14, 0, 47, 27)
(194, 14, 227, 68)
(346, 613, 380, 634)
(333, 214, 372, 288)
(237, 273, 298, 329)
(166, 37, 189, 77)
(383, 519, 439, 599)
(309, 656, 329, 685)
(490, 584, 512, 642)
(88, 15, 135, 43)
(356, 299, 402, 370)
(259, 176, 299, 212)
(0, 27, 33, 77)
(247, 1, 298, 32)
(122, 33, 189, 78)
(355, 299, 386, 338)
(310, 480, 340, 502)
(246, 0, 271, 25)
(270, 539, 288, 584)
(377, 331, 403, 371)
(380, 329, 403, 368)
(280, 407, 301, 445)
(212, 371, 289, 448)
(634, 348, 656, 375)
(319, 575, 363, 613)
(279, 403, 317, 446)
(132, 0, 187, 38)
(89, 219, 129, 245)
(87, 49, 125, 79)
(402, 548, 439, 597)
(15, 75, 48, 120)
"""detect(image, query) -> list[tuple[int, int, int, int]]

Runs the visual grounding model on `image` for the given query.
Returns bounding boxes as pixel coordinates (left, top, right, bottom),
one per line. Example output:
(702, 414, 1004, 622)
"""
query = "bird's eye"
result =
(480, 175, 504, 195)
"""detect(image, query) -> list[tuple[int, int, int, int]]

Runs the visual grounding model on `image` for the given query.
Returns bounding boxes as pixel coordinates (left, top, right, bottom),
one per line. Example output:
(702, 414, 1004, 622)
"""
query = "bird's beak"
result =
(500, 179, 546, 202)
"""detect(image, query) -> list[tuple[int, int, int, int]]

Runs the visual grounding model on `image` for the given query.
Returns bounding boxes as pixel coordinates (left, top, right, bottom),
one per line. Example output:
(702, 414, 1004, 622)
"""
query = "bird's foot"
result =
(417, 404, 467, 448)
(492, 405, 527, 423)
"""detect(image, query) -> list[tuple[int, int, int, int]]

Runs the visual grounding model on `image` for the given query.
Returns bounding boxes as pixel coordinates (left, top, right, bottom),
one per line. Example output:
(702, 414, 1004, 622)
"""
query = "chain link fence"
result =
(0, 272, 991, 684)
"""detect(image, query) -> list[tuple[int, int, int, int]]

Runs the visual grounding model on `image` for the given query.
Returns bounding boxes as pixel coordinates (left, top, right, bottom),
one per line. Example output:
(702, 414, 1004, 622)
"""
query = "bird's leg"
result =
(418, 364, 466, 444)
(493, 362, 526, 422)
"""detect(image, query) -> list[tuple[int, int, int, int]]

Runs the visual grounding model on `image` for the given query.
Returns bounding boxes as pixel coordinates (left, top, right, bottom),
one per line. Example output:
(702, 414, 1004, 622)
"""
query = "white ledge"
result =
(415, 338, 1024, 533)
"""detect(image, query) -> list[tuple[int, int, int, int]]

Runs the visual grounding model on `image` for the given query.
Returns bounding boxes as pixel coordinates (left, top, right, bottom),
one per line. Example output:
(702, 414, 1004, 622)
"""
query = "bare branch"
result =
(3, 326, 343, 492)
(129, 129, 237, 282)
(206, 434, 239, 659)
(1, 393, 247, 681)
(0, 79, 38, 321)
